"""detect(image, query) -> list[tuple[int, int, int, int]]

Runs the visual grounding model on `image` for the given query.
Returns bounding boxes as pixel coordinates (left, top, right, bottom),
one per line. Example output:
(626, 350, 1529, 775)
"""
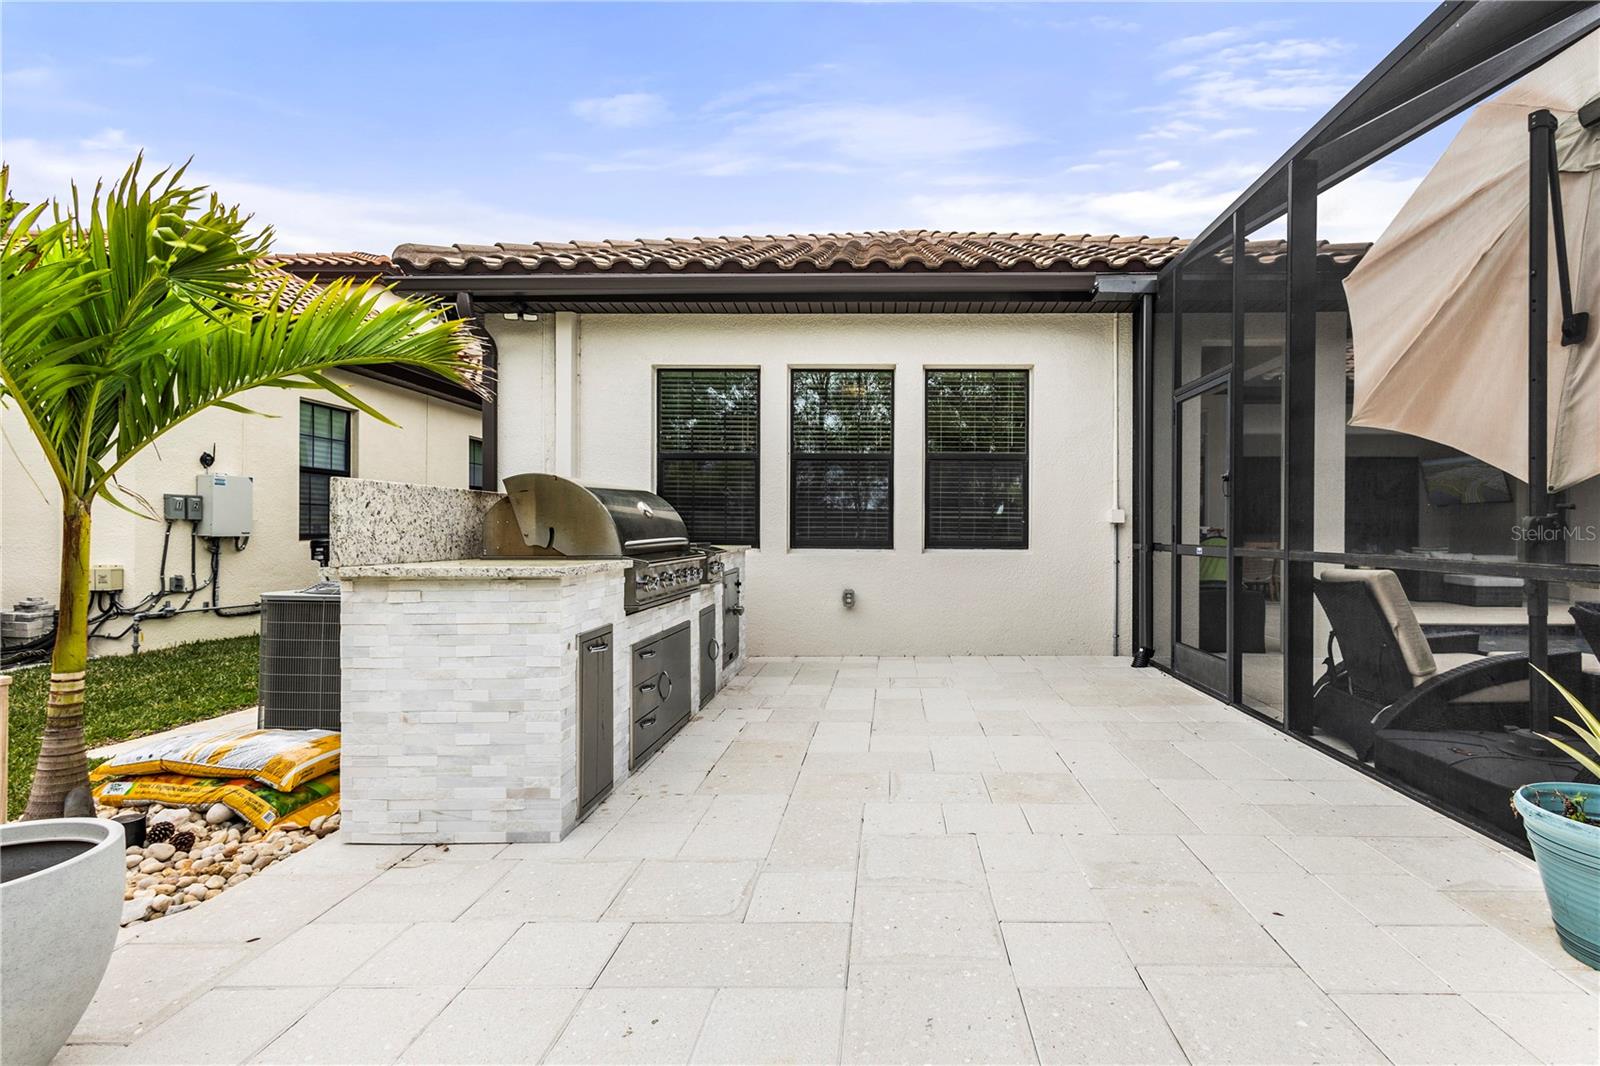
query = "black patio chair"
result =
(1311, 568, 1537, 759)
(1571, 601, 1600, 709)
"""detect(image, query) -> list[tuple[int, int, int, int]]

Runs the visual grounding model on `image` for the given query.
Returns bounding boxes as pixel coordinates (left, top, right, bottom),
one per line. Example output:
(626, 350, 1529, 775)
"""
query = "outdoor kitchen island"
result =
(328, 478, 747, 844)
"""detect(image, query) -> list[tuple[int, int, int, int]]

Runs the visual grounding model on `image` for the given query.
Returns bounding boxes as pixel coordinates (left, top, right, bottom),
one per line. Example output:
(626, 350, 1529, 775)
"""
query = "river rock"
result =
(125, 853, 142, 869)
(137, 858, 164, 874)
(146, 842, 175, 861)
(205, 803, 233, 825)
(121, 898, 156, 925)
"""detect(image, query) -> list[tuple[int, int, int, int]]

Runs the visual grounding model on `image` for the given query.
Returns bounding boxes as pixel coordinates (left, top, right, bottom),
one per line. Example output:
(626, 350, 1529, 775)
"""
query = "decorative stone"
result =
(120, 899, 155, 926)
(137, 858, 163, 875)
(146, 842, 175, 862)
(124, 854, 141, 870)
(204, 803, 233, 825)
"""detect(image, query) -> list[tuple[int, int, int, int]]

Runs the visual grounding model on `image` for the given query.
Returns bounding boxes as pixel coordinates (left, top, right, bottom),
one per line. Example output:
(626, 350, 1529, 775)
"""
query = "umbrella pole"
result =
(1526, 109, 1557, 731)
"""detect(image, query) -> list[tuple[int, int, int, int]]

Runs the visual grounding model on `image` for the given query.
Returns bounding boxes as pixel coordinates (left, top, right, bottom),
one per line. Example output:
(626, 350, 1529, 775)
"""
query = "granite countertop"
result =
(335, 558, 629, 580)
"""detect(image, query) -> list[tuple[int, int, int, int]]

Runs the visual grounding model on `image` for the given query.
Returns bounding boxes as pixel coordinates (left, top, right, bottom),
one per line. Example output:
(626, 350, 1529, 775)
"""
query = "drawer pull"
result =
(638, 715, 657, 727)
(639, 648, 657, 659)
(639, 681, 656, 692)
(587, 641, 609, 653)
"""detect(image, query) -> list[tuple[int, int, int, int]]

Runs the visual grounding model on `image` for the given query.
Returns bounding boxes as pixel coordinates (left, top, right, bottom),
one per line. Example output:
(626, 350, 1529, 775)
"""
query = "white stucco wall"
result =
(0, 371, 482, 654)
(490, 312, 1134, 657)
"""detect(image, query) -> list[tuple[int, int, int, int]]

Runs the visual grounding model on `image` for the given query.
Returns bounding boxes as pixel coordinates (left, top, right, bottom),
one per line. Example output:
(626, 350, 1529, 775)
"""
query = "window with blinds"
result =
(925, 369, 1028, 549)
(656, 369, 760, 546)
(299, 400, 351, 540)
(791, 369, 894, 549)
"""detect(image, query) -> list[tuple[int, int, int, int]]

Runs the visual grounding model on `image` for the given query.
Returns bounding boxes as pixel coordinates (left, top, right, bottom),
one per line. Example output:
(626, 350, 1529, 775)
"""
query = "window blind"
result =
(299, 401, 351, 540)
(791, 369, 894, 549)
(656, 369, 760, 546)
(925, 370, 1028, 549)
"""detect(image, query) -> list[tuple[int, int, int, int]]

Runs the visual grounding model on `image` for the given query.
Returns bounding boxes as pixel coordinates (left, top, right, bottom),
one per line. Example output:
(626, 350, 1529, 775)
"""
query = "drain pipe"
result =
(1095, 274, 1158, 660)
(1111, 317, 1122, 657)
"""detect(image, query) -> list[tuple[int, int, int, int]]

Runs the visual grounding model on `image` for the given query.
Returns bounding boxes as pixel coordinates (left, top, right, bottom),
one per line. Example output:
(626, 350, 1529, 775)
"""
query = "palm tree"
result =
(1, 158, 478, 820)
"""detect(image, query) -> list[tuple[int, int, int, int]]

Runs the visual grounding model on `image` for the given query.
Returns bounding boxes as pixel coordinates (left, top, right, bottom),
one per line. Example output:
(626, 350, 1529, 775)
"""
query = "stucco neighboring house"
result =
(386, 231, 1183, 657)
(0, 252, 483, 659)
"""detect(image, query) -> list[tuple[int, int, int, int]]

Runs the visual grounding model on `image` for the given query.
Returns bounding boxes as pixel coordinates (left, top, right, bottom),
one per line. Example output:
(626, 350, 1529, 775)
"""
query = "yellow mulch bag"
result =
(94, 771, 339, 832)
(89, 727, 338, 791)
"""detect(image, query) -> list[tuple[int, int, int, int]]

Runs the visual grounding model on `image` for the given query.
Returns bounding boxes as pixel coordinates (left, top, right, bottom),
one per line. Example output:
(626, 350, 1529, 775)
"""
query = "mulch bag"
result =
(94, 771, 340, 832)
(89, 727, 338, 792)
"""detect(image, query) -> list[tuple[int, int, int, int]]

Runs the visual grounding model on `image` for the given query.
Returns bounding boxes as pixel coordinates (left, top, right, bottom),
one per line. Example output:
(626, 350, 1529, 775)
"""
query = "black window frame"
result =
(789, 368, 895, 550)
(299, 400, 352, 541)
(655, 367, 761, 547)
(924, 369, 1029, 550)
(468, 437, 484, 491)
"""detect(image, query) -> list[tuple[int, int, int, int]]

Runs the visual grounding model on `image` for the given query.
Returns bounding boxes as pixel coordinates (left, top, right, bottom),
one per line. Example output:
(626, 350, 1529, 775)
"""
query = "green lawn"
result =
(6, 634, 259, 819)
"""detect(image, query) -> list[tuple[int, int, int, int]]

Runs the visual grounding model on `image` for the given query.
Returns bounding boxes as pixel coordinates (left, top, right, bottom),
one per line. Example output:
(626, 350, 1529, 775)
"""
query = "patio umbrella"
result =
(1344, 30, 1599, 492)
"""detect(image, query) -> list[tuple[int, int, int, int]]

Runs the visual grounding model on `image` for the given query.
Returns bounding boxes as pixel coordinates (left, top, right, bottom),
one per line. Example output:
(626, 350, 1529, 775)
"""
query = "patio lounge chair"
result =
(1311, 568, 1535, 758)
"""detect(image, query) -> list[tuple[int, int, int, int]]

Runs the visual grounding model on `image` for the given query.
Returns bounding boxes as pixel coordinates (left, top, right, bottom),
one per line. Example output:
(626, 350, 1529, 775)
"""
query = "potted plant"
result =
(1, 817, 125, 1064)
(1512, 669, 1600, 971)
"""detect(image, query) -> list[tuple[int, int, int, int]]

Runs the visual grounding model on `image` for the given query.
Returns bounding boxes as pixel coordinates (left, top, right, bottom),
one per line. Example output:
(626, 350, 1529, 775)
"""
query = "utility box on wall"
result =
(194, 473, 253, 538)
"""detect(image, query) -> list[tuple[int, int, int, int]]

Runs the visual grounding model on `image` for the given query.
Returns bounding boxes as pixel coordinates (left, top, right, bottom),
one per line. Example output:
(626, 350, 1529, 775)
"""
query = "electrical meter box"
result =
(194, 473, 253, 538)
(91, 566, 125, 591)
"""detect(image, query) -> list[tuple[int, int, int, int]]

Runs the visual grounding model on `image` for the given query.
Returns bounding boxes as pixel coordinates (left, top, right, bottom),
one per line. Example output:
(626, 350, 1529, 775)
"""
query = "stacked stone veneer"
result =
(339, 552, 745, 844)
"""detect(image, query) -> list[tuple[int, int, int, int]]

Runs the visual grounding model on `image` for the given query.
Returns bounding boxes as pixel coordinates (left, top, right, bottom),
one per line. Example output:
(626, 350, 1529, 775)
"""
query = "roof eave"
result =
(388, 269, 1104, 302)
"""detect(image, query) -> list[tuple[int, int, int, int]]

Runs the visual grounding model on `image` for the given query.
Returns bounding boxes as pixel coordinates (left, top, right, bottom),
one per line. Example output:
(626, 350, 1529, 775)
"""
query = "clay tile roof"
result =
(268, 251, 393, 281)
(390, 230, 1190, 276)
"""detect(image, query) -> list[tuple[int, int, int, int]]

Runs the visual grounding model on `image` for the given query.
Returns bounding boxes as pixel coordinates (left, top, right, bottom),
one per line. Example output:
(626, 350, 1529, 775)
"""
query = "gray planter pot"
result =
(2, 817, 124, 1066)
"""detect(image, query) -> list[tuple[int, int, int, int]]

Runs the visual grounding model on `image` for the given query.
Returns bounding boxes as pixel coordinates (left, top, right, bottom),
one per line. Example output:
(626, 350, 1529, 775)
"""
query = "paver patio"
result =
(59, 657, 1598, 1065)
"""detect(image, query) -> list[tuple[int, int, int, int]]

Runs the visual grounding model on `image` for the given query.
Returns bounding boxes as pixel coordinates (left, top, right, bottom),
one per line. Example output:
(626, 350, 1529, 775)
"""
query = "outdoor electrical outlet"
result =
(842, 588, 856, 609)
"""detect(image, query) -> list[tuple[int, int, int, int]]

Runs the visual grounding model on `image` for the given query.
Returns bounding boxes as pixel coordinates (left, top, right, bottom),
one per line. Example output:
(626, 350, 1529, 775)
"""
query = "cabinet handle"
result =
(640, 681, 656, 692)
(587, 641, 609, 653)
(639, 648, 657, 659)
(708, 638, 720, 661)
(639, 715, 656, 727)
(659, 673, 673, 700)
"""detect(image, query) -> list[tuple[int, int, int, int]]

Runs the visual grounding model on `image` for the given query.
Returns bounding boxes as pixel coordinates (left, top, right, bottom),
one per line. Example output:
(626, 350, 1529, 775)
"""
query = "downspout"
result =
(1111, 316, 1122, 657)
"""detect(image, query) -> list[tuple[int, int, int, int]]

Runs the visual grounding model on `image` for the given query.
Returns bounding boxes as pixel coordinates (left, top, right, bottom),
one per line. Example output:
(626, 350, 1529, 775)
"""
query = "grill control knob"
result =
(660, 571, 675, 588)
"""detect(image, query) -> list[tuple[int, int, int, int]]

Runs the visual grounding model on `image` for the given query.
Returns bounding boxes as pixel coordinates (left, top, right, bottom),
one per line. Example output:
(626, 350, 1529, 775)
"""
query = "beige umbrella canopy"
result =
(1344, 30, 1600, 492)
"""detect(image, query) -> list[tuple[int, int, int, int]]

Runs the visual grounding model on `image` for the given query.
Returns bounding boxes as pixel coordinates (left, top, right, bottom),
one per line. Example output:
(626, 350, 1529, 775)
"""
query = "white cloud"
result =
(571, 92, 669, 128)
(745, 102, 1027, 164)
(1, 133, 629, 251)
(1317, 165, 1425, 242)
(1088, 15, 1141, 32)
(559, 98, 1028, 179)
(907, 162, 1264, 238)
(1147, 160, 1183, 173)
(1165, 26, 1258, 54)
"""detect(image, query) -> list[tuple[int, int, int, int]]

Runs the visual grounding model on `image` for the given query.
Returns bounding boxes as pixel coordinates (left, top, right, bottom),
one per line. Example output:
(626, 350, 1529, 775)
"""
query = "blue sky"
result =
(2, 2, 1448, 252)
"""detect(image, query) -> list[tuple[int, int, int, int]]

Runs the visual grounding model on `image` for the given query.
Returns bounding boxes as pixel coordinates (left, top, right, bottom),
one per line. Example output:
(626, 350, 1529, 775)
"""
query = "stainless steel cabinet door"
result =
(578, 626, 613, 812)
(722, 568, 742, 667)
(699, 605, 718, 709)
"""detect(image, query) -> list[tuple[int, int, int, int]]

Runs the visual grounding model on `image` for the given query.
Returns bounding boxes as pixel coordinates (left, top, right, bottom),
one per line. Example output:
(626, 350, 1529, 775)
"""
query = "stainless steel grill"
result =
(502, 473, 706, 613)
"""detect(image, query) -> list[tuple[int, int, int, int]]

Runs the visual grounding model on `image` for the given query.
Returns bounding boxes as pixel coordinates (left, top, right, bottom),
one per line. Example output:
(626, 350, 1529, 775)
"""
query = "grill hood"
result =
(503, 473, 689, 557)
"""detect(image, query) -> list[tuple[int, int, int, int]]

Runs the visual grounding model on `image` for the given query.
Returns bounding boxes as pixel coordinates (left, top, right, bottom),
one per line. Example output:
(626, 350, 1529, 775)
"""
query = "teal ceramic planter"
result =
(1514, 782, 1600, 971)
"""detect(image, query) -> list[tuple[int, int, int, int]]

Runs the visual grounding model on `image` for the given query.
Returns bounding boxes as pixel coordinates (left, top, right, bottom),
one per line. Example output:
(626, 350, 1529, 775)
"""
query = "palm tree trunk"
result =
(23, 497, 92, 820)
